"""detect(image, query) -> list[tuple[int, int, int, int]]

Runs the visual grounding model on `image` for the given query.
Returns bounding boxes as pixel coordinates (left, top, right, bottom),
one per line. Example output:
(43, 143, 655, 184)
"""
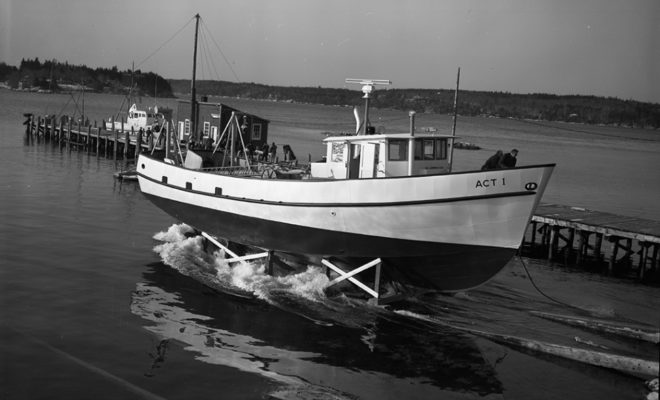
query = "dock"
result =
(23, 113, 162, 161)
(23, 114, 659, 283)
(522, 204, 660, 282)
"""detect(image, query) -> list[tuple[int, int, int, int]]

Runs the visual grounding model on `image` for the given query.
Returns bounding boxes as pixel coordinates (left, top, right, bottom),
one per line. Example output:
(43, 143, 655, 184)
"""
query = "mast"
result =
(448, 67, 460, 172)
(190, 14, 200, 143)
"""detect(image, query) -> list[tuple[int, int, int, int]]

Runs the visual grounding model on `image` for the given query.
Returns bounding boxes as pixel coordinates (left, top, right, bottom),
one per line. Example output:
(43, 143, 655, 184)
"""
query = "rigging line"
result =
(55, 94, 73, 120)
(67, 91, 83, 118)
(195, 28, 207, 81)
(201, 28, 222, 82)
(200, 18, 240, 82)
(198, 29, 219, 82)
(135, 16, 196, 70)
(197, 33, 207, 82)
(198, 20, 219, 81)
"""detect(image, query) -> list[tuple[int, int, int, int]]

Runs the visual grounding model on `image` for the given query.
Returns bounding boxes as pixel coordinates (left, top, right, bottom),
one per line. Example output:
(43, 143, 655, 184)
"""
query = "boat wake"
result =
(152, 223, 387, 328)
(153, 224, 325, 299)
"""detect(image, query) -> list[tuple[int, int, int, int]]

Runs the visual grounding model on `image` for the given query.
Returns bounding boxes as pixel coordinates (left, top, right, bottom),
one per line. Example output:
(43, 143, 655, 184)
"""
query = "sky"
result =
(1, 0, 659, 103)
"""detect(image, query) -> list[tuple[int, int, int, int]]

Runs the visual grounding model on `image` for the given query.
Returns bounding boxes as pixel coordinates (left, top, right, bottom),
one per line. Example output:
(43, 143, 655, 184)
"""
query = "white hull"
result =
(138, 154, 552, 250)
(137, 154, 554, 291)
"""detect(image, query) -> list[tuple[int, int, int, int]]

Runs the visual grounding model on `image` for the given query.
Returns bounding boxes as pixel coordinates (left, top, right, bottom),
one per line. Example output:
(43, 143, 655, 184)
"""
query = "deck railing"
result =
(201, 165, 262, 176)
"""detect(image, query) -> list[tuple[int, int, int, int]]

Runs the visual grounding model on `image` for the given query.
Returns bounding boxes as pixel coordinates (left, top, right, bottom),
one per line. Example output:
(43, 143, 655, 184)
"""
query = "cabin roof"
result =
(177, 99, 270, 123)
(323, 133, 457, 143)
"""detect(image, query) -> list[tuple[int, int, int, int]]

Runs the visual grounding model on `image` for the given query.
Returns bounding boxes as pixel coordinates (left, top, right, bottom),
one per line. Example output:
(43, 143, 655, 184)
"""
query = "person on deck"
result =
(269, 142, 277, 162)
(501, 148, 518, 168)
(247, 142, 255, 160)
(283, 145, 296, 161)
(481, 150, 504, 170)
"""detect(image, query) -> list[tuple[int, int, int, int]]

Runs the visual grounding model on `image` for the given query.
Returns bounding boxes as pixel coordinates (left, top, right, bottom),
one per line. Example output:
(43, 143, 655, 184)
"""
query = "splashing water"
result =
(151, 224, 391, 329)
(153, 224, 330, 302)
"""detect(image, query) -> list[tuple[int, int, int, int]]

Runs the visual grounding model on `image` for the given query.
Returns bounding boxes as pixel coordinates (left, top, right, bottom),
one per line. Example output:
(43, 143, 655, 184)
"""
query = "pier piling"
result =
(524, 204, 660, 282)
(24, 112, 158, 164)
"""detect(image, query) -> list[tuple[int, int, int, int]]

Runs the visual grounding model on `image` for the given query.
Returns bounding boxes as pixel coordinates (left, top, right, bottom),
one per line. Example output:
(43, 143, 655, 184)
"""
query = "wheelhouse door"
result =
(359, 143, 379, 178)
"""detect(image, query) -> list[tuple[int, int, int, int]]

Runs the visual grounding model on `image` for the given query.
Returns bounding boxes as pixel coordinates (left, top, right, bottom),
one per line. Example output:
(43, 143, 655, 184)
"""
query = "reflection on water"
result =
(131, 264, 503, 399)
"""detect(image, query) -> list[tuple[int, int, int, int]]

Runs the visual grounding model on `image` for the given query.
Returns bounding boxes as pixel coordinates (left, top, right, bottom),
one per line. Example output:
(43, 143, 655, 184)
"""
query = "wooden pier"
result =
(522, 204, 660, 283)
(23, 113, 162, 161)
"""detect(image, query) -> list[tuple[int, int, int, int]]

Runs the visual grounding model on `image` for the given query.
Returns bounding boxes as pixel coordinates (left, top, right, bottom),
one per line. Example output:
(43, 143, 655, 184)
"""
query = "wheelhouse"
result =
(310, 133, 454, 179)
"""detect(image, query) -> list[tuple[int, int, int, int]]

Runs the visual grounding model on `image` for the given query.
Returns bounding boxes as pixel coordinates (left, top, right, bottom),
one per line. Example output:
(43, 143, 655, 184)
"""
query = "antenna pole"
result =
(449, 67, 460, 172)
(363, 96, 370, 135)
(190, 14, 200, 144)
(345, 79, 391, 135)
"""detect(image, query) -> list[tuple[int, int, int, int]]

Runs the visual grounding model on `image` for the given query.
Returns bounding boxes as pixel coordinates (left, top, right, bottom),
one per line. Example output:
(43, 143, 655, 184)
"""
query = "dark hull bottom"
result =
(144, 194, 517, 291)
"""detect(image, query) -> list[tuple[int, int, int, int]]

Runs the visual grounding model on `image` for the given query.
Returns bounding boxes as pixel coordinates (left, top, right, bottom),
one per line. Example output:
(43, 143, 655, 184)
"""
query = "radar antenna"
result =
(345, 78, 391, 135)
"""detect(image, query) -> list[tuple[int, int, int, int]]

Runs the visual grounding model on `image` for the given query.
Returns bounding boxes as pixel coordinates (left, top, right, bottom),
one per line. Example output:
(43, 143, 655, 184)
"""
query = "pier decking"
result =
(23, 113, 161, 161)
(523, 204, 659, 282)
(23, 114, 659, 283)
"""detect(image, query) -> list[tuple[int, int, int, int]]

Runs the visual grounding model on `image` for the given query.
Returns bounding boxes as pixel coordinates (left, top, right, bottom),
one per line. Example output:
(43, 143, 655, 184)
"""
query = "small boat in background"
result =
(113, 167, 138, 181)
(105, 103, 168, 133)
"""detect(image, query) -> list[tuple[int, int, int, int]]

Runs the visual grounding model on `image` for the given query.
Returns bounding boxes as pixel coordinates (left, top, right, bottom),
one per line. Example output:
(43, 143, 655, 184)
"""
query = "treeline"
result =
(0, 58, 174, 98)
(170, 79, 660, 129)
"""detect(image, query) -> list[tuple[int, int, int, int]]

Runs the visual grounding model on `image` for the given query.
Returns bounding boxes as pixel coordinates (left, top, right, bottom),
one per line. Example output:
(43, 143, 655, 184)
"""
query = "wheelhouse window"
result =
(203, 121, 210, 137)
(414, 139, 436, 160)
(423, 139, 435, 160)
(331, 142, 345, 162)
(414, 140, 423, 160)
(184, 119, 191, 135)
(388, 139, 408, 161)
(435, 138, 447, 159)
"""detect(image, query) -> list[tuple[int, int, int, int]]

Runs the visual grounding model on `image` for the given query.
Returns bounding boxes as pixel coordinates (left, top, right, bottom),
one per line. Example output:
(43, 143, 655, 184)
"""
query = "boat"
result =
(113, 168, 138, 181)
(105, 103, 167, 133)
(105, 64, 171, 135)
(136, 15, 555, 296)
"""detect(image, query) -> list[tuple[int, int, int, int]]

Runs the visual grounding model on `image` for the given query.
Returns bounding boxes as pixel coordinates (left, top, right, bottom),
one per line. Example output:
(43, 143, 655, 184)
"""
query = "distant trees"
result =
(0, 58, 174, 98)
(167, 79, 660, 129)
(2, 59, 658, 129)
(0, 62, 18, 84)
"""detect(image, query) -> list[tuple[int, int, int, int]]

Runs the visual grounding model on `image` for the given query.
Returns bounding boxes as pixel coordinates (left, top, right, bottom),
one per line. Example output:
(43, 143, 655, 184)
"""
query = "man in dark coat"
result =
(501, 149, 518, 168)
(481, 150, 504, 170)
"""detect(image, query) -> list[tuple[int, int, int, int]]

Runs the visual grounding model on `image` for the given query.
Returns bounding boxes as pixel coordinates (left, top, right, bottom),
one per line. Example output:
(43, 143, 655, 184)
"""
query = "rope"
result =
(55, 94, 74, 120)
(517, 255, 583, 310)
(200, 18, 240, 82)
(199, 28, 220, 82)
(135, 16, 196, 70)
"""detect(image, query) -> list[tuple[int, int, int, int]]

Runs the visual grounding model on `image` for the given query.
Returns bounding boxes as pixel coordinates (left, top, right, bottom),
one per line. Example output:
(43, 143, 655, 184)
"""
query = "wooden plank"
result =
(533, 203, 660, 244)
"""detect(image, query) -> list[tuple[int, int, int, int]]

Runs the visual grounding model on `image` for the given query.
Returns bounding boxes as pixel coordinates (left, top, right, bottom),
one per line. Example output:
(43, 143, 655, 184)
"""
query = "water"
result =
(1, 89, 659, 399)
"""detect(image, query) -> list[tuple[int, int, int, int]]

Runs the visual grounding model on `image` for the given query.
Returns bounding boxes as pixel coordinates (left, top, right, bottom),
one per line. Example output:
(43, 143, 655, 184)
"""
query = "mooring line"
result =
(517, 255, 657, 329)
(517, 255, 579, 309)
